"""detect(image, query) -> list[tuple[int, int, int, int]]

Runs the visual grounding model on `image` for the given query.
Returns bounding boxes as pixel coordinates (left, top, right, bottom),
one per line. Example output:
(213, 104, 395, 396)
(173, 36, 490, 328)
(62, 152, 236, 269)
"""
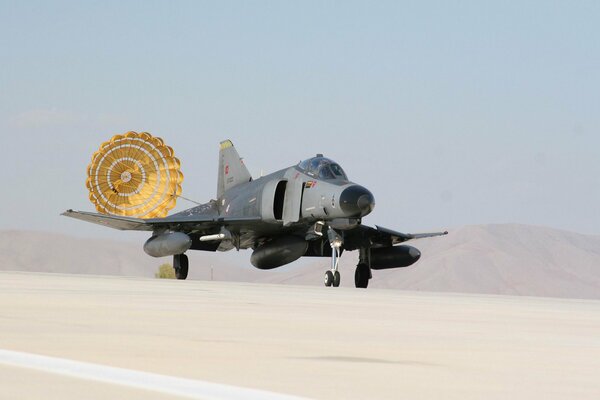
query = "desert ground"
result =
(0, 272, 599, 399)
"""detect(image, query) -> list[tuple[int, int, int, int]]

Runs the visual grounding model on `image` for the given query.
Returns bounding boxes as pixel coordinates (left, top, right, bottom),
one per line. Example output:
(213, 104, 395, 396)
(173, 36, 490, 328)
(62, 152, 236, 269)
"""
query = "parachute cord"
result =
(173, 193, 203, 205)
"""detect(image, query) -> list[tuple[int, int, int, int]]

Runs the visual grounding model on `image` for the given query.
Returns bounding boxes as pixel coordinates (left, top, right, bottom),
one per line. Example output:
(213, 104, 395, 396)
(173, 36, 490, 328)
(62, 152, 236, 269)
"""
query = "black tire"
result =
(354, 264, 370, 288)
(333, 271, 341, 287)
(324, 270, 334, 287)
(175, 254, 189, 280)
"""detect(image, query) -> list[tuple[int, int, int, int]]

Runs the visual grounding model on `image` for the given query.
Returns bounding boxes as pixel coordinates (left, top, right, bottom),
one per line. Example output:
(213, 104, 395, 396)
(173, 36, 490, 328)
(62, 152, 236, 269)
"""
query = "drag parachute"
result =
(86, 131, 183, 219)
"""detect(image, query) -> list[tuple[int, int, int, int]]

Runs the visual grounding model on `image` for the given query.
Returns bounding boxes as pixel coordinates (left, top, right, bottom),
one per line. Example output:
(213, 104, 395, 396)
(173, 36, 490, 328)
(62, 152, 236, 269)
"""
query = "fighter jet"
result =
(64, 138, 447, 288)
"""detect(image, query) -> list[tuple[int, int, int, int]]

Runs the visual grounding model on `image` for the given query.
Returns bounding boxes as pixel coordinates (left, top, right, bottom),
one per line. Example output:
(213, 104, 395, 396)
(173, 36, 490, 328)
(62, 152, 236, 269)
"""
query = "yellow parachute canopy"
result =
(86, 131, 183, 219)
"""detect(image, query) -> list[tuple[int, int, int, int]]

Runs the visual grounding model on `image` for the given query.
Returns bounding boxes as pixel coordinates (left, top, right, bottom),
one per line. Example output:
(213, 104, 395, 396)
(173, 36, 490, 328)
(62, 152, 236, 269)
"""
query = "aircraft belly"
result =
(229, 220, 309, 250)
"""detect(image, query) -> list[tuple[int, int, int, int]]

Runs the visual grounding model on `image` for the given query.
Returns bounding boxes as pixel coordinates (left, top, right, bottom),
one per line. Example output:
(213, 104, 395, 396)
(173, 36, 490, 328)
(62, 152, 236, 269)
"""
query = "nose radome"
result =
(357, 194, 374, 212)
(339, 185, 375, 217)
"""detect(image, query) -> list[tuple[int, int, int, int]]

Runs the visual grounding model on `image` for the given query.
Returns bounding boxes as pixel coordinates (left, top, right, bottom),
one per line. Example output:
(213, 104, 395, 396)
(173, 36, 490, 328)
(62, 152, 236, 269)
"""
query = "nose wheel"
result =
(324, 228, 342, 287)
(324, 270, 341, 287)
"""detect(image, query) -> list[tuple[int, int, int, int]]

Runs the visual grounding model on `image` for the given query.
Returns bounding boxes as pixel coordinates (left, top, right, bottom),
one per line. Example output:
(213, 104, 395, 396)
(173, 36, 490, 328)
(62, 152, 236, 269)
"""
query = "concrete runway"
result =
(0, 272, 599, 399)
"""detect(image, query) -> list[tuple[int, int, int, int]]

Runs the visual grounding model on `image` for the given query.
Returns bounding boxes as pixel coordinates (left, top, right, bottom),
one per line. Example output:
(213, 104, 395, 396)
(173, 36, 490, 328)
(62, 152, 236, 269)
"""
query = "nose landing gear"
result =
(324, 270, 340, 287)
(324, 228, 342, 287)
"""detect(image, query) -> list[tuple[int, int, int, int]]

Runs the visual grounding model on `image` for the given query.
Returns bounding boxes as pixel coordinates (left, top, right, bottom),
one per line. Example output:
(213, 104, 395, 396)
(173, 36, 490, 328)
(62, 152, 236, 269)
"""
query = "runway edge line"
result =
(0, 349, 307, 400)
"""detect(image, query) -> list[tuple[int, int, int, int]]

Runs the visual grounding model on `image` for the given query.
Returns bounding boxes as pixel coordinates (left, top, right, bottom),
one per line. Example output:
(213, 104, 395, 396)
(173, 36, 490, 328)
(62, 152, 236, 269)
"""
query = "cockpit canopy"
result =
(298, 156, 348, 181)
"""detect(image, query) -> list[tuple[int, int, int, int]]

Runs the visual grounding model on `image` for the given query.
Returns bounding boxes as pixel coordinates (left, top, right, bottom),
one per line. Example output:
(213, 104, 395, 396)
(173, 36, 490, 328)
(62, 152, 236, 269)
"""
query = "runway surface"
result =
(0, 272, 599, 399)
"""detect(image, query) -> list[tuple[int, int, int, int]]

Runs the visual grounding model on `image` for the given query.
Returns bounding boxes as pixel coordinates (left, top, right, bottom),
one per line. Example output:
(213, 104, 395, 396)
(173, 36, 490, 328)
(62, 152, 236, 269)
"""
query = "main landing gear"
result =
(354, 263, 370, 288)
(173, 253, 188, 280)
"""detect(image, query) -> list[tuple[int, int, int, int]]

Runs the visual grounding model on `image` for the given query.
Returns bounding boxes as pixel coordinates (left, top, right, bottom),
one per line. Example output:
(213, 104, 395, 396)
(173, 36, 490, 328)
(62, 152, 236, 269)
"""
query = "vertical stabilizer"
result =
(217, 140, 252, 199)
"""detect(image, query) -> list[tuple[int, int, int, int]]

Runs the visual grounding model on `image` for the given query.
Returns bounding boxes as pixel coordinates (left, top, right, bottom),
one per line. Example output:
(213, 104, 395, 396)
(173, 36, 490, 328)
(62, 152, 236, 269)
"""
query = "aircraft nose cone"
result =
(339, 185, 375, 217)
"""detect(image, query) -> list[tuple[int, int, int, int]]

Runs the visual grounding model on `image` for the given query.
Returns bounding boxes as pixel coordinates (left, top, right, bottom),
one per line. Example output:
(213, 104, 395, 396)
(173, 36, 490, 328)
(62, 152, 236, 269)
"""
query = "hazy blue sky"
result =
(1, 1, 599, 239)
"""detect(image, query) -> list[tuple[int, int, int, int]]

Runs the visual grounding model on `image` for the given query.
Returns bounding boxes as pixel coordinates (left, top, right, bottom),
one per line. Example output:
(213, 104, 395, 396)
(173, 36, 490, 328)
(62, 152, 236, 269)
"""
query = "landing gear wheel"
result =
(325, 227, 343, 288)
(355, 263, 370, 288)
(333, 271, 341, 287)
(324, 270, 334, 287)
(174, 254, 189, 280)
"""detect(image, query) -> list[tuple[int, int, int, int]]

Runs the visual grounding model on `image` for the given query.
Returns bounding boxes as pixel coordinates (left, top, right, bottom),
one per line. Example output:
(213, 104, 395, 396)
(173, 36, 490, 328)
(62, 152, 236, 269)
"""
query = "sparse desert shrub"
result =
(155, 263, 176, 279)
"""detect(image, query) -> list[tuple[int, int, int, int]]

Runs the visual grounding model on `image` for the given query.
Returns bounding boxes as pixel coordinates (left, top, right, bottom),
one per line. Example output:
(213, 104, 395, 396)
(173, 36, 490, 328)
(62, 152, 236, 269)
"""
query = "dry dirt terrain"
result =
(0, 272, 599, 399)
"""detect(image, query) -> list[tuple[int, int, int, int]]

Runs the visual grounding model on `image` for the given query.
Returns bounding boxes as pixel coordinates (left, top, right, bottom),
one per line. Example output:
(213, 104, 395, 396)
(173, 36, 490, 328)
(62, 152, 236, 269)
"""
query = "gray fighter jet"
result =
(64, 140, 447, 288)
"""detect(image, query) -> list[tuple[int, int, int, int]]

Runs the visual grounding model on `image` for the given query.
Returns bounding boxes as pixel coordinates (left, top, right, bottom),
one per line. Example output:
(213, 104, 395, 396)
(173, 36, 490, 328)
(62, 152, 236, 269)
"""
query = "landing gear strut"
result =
(173, 254, 188, 280)
(324, 228, 342, 287)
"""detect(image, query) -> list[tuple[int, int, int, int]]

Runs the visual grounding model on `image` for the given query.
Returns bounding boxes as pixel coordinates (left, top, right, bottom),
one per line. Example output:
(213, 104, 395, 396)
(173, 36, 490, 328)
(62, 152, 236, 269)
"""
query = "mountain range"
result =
(1, 224, 599, 299)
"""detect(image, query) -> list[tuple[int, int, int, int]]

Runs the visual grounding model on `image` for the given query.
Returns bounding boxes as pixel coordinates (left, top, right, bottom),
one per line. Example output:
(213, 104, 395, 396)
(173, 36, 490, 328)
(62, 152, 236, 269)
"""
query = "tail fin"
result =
(217, 140, 252, 199)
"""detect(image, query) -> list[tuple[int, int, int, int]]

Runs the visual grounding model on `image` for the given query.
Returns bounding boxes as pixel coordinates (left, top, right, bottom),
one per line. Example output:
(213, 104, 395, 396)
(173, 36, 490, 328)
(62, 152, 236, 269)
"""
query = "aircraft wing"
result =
(375, 225, 448, 243)
(61, 210, 261, 232)
(62, 210, 151, 231)
(347, 224, 448, 248)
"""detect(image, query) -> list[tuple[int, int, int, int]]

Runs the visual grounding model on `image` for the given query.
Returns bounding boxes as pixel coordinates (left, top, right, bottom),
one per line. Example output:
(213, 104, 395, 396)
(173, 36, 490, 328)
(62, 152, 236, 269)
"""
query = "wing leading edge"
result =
(62, 210, 151, 231)
(344, 224, 448, 249)
(375, 225, 448, 243)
